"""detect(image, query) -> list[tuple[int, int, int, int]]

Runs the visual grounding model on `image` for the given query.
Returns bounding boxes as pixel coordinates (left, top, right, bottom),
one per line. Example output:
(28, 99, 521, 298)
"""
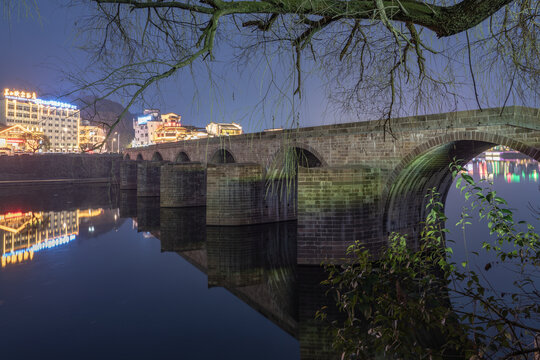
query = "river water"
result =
(0, 155, 538, 359)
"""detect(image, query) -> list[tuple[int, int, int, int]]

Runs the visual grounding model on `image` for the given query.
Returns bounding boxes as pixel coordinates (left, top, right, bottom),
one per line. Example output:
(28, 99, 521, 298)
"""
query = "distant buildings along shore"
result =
(132, 109, 242, 147)
(0, 88, 80, 153)
(0, 88, 245, 153)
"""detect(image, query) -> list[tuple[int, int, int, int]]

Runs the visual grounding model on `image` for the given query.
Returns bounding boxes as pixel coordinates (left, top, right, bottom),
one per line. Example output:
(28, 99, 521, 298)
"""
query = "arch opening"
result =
(124, 154, 131, 160)
(152, 152, 163, 161)
(210, 149, 235, 164)
(175, 151, 190, 163)
(136, 153, 144, 161)
(384, 140, 497, 245)
(287, 147, 322, 168)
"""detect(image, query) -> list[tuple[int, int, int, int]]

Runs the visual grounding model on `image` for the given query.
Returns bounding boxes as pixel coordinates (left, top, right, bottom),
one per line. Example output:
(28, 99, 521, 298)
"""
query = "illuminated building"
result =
(0, 124, 45, 154)
(206, 122, 243, 137)
(184, 125, 208, 140)
(0, 208, 104, 267)
(0, 88, 80, 153)
(161, 112, 181, 123)
(133, 109, 161, 147)
(153, 114, 190, 143)
(132, 110, 218, 145)
(79, 121, 107, 152)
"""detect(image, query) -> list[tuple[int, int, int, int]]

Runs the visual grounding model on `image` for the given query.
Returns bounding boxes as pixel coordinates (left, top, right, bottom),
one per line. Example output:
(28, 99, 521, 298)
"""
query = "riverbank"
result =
(0, 153, 122, 184)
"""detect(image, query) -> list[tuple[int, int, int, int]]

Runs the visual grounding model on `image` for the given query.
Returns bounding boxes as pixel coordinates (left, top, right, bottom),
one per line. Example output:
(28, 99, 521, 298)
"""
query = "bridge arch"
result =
(383, 132, 539, 244)
(152, 151, 163, 161)
(272, 143, 326, 170)
(175, 151, 190, 163)
(136, 153, 144, 161)
(210, 148, 235, 164)
(124, 153, 131, 160)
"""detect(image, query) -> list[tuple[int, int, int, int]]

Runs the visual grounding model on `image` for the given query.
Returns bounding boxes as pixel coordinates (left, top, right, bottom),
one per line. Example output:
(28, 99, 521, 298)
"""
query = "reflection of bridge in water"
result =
(123, 191, 339, 360)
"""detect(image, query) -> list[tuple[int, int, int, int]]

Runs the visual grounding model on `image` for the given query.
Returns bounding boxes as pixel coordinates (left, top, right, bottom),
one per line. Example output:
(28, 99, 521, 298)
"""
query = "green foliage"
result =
(318, 162, 540, 359)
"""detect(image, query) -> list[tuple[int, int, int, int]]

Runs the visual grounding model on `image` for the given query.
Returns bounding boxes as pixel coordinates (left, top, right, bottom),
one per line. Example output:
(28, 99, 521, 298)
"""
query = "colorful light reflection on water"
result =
(465, 157, 539, 184)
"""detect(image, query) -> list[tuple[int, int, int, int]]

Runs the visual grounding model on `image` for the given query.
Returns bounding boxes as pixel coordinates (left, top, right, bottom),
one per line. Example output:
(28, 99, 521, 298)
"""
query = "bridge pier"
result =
(206, 163, 263, 226)
(297, 166, 385, 265)
(120, 160, 139, 190)
(206, 163, 296, 226)
(137, 161, 168, 197)
(160, 162, 206, 207)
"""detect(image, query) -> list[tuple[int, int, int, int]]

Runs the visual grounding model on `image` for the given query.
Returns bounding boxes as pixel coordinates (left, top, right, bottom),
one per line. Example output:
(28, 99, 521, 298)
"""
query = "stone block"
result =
(137, 160, 168, 197)
(206, 163, 265, 225)
(120, 160, 138, 189)
(160, 162, 206, 207)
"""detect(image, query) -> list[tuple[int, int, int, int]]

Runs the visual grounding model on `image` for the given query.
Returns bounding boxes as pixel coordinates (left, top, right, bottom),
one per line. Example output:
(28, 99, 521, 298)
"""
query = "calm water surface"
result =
(0, 155, 538, 360)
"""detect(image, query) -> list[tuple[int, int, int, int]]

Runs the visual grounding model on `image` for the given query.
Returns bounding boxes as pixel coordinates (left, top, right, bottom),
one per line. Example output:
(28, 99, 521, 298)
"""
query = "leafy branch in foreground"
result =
(318, 163, 539, 359)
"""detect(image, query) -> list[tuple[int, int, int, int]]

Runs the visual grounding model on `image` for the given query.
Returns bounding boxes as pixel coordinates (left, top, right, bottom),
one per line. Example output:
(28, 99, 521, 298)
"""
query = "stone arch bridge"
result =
(124, 106, 539, 264)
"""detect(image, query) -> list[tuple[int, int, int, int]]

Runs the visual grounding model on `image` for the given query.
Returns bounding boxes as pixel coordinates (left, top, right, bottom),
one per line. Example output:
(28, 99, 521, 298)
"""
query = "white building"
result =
(132, 109, 161, 147)
(0, 88, 80, 152)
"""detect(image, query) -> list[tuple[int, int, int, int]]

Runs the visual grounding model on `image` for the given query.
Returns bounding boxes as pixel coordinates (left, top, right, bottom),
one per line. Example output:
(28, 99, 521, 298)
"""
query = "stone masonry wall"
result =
(137, 161, 168, 197)
(206, 163, 297, 226)
(297, 166, 384, 264)
(120, 160, 138, 189)
(160, 162, 206, 207)
(0, 154, 122, 182)
(125, 107, 539, 171)
(206, 163, 265, 226)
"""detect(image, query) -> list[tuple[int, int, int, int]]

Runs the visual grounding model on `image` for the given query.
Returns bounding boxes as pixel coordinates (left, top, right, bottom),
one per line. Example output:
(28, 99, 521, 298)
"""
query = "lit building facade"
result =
(0, 88, 80, 153)
(79, 122, 107, 152)
(153, 113, 194, 143)
(184, 126, 208, 140)
(154, 122, 189, 143)
(206, 122, 243, 137)
(161, 112, 181, 123)
(132, 110, 214, 146)
(132, 109, 161, 147)
(0, 124, 46, 154)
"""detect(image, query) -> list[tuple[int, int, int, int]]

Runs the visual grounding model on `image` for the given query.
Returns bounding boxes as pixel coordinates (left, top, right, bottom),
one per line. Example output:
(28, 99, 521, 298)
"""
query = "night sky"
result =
(0, 1, 536, 132)
(0, 1, 332, 131)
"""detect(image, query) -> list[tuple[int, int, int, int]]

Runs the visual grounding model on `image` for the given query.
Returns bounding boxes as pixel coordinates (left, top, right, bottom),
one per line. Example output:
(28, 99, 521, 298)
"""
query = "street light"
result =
(114, 132, 119, 153)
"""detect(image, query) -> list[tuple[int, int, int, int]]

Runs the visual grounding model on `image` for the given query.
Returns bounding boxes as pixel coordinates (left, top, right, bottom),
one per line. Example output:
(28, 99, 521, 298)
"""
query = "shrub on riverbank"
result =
(318, 163, 540, 359)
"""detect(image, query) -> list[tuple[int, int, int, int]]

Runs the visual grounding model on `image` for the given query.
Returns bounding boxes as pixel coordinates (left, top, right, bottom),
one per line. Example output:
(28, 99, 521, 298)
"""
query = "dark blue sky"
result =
(0, 1, 332, 131)
(0, 2, 535, 131)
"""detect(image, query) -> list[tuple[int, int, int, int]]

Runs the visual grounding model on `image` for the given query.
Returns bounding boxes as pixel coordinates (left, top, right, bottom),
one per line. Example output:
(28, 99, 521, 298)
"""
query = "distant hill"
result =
(77, 97, 135, 152)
